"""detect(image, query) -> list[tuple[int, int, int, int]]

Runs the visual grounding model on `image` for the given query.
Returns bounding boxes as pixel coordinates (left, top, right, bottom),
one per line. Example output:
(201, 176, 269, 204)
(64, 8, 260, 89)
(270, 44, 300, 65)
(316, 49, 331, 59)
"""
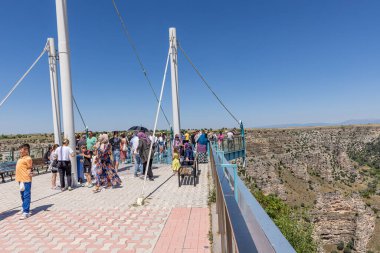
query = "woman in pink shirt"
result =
(217, 131, 224, 150)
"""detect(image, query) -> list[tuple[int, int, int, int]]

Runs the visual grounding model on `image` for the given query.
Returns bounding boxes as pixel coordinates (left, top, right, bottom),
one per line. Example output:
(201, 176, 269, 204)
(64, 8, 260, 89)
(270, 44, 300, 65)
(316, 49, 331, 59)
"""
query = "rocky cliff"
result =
(244, 125, 380, 253)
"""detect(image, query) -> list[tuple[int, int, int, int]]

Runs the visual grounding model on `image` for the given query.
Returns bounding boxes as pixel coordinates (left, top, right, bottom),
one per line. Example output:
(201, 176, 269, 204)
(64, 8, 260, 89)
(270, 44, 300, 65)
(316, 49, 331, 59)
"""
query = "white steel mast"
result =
(55, 0, 78, 185)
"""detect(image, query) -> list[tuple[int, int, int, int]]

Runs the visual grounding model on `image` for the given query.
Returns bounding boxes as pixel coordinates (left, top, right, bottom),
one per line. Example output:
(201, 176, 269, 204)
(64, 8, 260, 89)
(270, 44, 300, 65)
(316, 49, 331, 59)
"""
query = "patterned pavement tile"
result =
(0, 163, 210, 252)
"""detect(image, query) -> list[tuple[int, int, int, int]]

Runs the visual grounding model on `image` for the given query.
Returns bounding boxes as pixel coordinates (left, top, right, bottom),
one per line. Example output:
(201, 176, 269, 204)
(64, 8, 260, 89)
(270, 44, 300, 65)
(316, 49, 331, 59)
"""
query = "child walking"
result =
(172, 148, 180, 173)
(80, 145, 93, 188)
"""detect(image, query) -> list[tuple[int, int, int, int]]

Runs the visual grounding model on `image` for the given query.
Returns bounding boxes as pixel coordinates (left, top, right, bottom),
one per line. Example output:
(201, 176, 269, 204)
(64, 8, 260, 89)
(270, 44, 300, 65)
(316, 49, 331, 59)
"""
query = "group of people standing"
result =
(45, 130, 164, 192)
(172, 129, 211, 166)
(15, 128, 235, 220)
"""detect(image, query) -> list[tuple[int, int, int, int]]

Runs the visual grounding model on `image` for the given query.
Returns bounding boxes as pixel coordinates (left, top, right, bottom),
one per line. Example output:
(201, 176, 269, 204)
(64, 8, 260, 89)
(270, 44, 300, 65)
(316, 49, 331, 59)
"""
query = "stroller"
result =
(178, 143, 198, 187)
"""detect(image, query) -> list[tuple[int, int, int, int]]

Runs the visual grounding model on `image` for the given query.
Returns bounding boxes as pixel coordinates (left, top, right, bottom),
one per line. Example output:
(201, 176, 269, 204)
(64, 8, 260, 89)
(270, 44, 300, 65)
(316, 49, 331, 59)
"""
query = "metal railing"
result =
(218, 136, 244, 153)
(0, 148, 47, 162)
(210, 143, 295, 253)
(216, 136, 246, 161)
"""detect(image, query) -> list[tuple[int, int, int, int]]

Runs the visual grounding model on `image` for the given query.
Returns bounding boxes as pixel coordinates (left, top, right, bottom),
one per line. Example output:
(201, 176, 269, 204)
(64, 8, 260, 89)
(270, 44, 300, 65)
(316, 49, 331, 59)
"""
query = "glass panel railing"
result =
(0, 148, 47, 162)
(218, 136, 244, 153)
(211, 143, 295, 253)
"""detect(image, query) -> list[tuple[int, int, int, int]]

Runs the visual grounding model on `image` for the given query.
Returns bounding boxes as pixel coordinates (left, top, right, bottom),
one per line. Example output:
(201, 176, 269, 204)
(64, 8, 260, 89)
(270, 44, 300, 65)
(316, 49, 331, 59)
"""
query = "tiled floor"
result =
(0, 163, 211, 253)
(153, 207, 211, 253)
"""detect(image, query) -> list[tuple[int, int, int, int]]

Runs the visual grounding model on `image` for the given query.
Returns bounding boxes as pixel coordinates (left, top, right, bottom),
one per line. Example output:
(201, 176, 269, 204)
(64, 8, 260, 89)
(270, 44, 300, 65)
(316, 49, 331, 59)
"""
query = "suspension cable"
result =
(139, 46, 171, 203)
(72, 96, 87, 129)
(177, 41, 240, 125)
(0, 44, 48, 109)
(111, 0, 171, 127)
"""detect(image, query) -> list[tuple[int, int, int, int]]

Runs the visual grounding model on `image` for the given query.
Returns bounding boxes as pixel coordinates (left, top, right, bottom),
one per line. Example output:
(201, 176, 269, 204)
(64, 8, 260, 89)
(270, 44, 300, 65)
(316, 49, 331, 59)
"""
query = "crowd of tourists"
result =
(46, 130, 163, 193)
(15, 128, 238, 219)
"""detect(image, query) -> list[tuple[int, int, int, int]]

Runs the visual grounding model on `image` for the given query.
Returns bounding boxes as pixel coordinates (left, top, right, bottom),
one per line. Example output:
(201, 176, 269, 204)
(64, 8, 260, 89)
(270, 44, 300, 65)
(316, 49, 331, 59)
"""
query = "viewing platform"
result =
(0, 140, 295, 253)
(0, 162, 210, 253)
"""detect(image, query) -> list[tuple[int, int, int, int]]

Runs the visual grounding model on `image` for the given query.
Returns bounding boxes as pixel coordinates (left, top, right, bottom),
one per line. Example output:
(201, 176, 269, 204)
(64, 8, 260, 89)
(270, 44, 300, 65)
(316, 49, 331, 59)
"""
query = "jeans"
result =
(20, 182, 31, 214)
(134, 154, 142, 175)
(76, 155, 85, 183)
(58, 161, 72, 189)
(113, 150, 120, 162)
(143, 159, 154, 179)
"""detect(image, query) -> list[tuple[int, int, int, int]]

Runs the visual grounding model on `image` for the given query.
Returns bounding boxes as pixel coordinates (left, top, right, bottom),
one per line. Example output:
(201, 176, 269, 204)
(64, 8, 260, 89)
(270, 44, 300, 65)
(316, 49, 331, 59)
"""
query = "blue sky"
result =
(0, 0, 379, 134)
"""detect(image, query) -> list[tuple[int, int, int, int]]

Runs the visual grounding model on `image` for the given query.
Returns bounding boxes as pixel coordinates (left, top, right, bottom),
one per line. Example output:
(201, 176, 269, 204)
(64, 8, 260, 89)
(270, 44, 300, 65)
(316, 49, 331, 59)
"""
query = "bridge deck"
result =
(0, 163, 211, 253)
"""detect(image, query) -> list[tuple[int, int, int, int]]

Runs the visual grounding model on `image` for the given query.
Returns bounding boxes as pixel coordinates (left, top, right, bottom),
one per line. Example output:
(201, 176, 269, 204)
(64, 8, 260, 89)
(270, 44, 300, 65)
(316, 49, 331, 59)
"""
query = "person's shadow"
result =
(0, 204, 53, 220)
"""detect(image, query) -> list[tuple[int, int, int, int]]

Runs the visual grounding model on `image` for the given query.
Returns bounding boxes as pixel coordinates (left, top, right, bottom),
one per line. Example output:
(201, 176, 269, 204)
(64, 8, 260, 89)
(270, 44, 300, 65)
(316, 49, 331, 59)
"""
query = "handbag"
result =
(19, 182, 25, 191)
(51, 163, 58, 173)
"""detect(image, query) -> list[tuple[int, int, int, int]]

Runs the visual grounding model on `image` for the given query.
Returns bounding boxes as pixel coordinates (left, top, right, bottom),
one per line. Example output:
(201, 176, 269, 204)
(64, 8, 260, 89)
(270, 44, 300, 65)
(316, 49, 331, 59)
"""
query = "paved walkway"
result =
(0, 163, 211, 253)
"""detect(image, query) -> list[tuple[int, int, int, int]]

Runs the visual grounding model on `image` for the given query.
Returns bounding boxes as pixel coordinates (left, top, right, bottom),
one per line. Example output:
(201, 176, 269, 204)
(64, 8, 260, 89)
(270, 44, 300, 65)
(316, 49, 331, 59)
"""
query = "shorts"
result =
(113, 150, 120, 162)
(83, 165, 91, 174)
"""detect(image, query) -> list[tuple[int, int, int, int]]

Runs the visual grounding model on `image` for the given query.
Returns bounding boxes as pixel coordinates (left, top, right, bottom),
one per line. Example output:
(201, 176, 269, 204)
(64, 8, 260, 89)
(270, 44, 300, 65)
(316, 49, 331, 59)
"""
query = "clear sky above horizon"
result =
(0, 0, 379, 134)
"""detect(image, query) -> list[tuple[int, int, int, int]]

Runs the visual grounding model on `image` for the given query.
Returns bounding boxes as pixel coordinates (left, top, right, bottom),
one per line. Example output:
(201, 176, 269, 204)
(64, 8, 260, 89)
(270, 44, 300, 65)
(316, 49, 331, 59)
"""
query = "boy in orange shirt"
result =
(15, 144, 33, 220)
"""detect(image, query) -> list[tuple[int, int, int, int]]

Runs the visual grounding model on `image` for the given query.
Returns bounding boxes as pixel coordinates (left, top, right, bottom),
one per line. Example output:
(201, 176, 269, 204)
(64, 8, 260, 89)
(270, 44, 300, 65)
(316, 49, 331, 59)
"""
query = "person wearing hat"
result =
(54, 138, 75, 191)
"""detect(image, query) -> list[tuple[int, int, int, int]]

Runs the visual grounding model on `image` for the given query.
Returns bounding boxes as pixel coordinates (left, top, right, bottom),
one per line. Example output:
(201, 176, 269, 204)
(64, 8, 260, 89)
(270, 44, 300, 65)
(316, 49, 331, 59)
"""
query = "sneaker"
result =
(19, 213, 30, 220)
(68, 187, 73, 191)
(19, 210, 32, 215)
(149, 178, 154, 181)
(87, 184, 93, 188)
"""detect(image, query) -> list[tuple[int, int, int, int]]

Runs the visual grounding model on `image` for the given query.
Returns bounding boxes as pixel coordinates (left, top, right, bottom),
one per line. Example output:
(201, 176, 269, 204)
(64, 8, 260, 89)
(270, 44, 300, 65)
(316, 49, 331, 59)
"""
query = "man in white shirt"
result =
(55, 138, 75, 191)
(227, 131, 234, 150)
(130, 131, 142, 177)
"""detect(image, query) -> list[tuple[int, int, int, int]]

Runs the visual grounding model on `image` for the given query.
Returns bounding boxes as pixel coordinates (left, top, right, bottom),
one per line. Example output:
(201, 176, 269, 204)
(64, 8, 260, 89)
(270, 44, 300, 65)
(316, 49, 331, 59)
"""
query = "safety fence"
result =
(0, 148, 47, 162)
(210, 143, 295, 253)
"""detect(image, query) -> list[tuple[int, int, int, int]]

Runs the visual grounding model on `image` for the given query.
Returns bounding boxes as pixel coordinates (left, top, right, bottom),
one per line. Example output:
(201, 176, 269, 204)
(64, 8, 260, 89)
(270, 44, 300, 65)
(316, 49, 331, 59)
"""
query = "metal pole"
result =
(55, 0, 77, 185)
(169, 28, 181, 137)
(240, 120, 246, 166)
(137, 48, 171, 205)
(47, 38, 62, 146)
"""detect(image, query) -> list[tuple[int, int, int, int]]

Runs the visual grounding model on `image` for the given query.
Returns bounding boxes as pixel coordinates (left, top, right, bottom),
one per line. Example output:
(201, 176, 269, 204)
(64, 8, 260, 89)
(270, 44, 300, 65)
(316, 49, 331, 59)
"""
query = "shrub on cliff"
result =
(337, 241, 344, 250)
(253, 191, 317, 253)
(343, 247, 352, 253)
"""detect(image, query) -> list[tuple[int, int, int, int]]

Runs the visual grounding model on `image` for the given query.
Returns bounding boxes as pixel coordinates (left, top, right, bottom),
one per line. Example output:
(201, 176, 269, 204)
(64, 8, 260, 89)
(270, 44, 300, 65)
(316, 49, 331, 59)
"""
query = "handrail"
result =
(210, 144, 258, 253)
(210, 143, 296, 253)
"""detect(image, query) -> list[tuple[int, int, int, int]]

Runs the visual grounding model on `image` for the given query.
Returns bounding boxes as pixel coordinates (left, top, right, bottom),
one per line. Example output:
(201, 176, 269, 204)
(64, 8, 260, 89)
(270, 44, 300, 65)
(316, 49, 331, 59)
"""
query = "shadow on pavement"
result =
(179, 175, 199, 186)
(0, 204, 53, 220)
(32, 204, 54, 215)
(0, 209, 19, 220)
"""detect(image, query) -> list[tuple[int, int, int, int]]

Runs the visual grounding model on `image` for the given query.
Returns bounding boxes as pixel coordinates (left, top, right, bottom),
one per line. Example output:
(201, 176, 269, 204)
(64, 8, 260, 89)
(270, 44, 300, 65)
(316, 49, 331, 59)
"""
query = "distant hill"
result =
(258, 119, 380, 129)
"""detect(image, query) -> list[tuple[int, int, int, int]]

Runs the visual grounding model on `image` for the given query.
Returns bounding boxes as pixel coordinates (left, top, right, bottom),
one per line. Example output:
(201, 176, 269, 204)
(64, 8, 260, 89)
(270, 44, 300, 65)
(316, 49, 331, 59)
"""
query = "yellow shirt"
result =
(185, 133, 190, 141)
(15, 155, 33, 182)
(172, 153, 180, 171)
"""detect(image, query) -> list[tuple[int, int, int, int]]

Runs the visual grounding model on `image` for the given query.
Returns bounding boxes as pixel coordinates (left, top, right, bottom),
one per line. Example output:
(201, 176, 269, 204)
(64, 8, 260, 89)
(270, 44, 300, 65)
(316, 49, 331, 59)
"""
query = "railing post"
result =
(11, 148, 14, 161)
(233, 164, 238, 202)
(240, 121, 246, 164)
